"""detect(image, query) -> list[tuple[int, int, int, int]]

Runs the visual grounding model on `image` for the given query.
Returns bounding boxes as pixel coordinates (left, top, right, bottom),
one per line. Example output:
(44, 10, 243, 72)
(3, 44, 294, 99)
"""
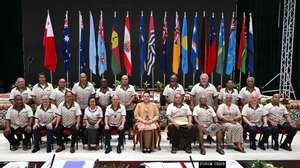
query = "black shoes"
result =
(216, 146, 225, 155)
(105, 146, 112, 154)
(273, 143, 279, 151)
(185, 147, 192, 154)
(280, 143, 292, 151)
(117, 145, 122, 153)
(258, 142, 266, 150)
(70, 146, 75, 153)
(32, 146, 40, 153)
(46, 145, 52, 153)
(171, 147, 177, 154)
(250, 141, 257, 150)
(55, 145, 65, 153)
(200, 145, 206, 155)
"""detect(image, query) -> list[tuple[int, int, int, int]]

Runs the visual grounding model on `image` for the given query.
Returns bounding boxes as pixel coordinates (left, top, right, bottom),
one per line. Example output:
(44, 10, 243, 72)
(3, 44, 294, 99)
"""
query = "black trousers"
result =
(245, 125, 271, 143)
(168, 124, 194, 148)
(104, 126, 125, 147)
(33, 126, 53, 148)
(4, 127, 31, 146)
(270, 122, 297, 145)
(54, 124, 80, 147)
(82, 122, 102, 145)
(125, 110, 133, 131)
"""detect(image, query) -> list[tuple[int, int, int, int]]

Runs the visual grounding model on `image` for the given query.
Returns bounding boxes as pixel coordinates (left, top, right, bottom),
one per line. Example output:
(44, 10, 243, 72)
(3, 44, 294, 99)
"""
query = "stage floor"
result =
(0, 131, 299, 162)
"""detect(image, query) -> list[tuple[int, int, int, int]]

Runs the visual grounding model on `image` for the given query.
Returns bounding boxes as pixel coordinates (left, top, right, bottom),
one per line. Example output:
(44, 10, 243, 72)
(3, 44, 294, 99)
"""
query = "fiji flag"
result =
(98, 11, 107, 76)
(62, 11, 71, 72)
(139, 11, 146, 75)
(181, 12, 188, 75)
(225, 12, 236, 76)
(191, 12, 199, 73)
(89, 11, 97, 74)
(79, 11, 87, 73)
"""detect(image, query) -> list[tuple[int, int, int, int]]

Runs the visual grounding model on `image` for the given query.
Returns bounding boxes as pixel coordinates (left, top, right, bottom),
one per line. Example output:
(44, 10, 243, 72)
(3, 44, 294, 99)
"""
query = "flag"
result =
(200, 11, 207, 73)
(248, 13, 254, 75)
(172, 12, 180, 74)
(139, 11, 146, 75)
(146, 11, 156, 76)
(62, 11, 71, 72)
(111, 12, 121, 76)
(225, 12, 236, 76)
(181, 13, 188, 75)
(237, 12, 247, 74)
(43, 11, 57, 72)
(216, 13, 225, 75)
(122, 12, 132, 76)
(191, 12, 199, 73)
(79, 11, 87, 73)
(89, 11, 97, 74)
(97, 11, 107, 76)
(160, 11, 168, 73)
(207, 13, 217, 75)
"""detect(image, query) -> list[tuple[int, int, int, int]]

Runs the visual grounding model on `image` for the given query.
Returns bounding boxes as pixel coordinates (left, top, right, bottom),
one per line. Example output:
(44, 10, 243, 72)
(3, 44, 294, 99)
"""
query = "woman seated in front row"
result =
(134, 91, 159, 153)
(83, 96, 103, 150)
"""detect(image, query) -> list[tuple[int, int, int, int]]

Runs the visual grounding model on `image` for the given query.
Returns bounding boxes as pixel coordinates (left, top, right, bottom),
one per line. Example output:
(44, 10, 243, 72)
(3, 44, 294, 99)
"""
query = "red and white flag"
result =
(122, 11, 132, 76)
(43, 11, 57, 72)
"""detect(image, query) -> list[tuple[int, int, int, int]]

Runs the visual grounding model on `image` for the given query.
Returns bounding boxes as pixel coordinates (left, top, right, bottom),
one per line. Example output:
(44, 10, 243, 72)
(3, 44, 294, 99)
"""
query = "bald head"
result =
(170, 74, 178, 86)
(16, 77, 25, 89)
(121, 75, 129, 85)
(200, 73, 209, 86)
(58, 78, 66, 88)
(80, 73, 87, 84)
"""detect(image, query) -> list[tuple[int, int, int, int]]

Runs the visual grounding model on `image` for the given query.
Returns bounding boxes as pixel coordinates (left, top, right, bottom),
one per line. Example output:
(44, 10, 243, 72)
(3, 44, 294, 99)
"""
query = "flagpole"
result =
(50, 71, 53, 84)
(78, 10, 81, 80)
(239, 71, 242, 90)
(211, 73, 214, 85)
(66, 71, 69, 88)
(163, 74, 166, 86)
(183, 74, 185, 88)
(152, 69, 154, 89)
(192, 72, 195, 85)
(220, 74, 223, 86)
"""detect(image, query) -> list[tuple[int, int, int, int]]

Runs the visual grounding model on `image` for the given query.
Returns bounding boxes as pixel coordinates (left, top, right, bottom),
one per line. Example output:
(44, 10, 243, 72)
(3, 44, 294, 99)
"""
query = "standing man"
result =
(190, 73, 218, 110)
(239, 77, 261, 106)
(95, 78, 113, 113)
(264, 94, 298, 151)
(9, 77, 32, 105)
(167, 93, 194, 154)
(114, 75, 137, 139)
(4, 95, 33, 151)
(72, 73, 95, 112)
(50, 78, 70, 106)
(104, 95, 126, 154)
(218, 79, 239, 104)
(31, 73, 53, 105)
(162, 74, 185, 105)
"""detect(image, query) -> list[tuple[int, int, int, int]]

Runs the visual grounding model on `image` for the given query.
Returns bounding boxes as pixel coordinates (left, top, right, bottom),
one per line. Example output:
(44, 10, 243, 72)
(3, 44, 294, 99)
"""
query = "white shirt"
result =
(49, 87, 70, 106)
(114, 85, 136, 110)
(95, 87, 113, 107)
(217, 103, 241, 119)
(35, 104, 58, 126)
(72, 82, 95, 110)
(105, 104, 126, 127)
(9, 87, 32, 103)
(57, 102, 82, 128)
(242, 104, 264, 127)
(163, 84, 185, 103)
(84, 106, 103, 125)
(190, 83, 218, 107)
(238, 87, 262, 104)
(264, 103, 289, 126)
(166, 103, 191, 125)
(6, 104, 33, 129)
(193, 105, 216, 128)
(31, 83, 53, 105)
(218, 88, 239, 104)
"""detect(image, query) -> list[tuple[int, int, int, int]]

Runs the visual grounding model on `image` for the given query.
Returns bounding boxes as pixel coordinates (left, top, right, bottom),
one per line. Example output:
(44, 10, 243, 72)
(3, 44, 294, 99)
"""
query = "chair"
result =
(33, 127, 54, 150)
(63, 129, 79, 150)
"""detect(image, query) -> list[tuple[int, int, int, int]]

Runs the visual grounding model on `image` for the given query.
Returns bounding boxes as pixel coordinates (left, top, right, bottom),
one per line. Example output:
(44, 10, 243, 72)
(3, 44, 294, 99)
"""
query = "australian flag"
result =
(79, 11, 87, 73)
(63, 11, 71, 72)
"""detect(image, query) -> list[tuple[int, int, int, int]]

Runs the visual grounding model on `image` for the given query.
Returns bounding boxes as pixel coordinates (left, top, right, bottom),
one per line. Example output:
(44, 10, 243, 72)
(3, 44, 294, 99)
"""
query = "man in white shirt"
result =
(50, 78, 70, 106)
(9, 77, 32, 105)
(72, 73, 95, 111)
(167, 93, 193, 154)
(264, 94, 297, 151)
(162, 75, 185, 104)
(239, 77, 261, 106)
(95, 78, 112, 112)
(218, 79, 239, 104)
(31, 73, 53, 105)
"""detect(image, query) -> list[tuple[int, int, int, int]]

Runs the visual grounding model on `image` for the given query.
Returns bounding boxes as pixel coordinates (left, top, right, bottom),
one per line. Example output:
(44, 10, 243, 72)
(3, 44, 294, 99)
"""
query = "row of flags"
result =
(42, 10, 255, 80)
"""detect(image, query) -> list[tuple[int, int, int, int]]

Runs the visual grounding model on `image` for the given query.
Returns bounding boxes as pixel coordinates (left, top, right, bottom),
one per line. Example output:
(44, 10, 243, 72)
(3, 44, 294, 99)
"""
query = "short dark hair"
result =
(38, 72, 46, 77)
(88, 96, 97, 107)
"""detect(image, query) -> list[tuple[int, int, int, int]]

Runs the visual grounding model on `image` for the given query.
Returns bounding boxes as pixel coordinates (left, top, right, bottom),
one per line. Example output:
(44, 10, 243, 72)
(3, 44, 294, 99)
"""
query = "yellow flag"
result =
(172, 12, 181, 74)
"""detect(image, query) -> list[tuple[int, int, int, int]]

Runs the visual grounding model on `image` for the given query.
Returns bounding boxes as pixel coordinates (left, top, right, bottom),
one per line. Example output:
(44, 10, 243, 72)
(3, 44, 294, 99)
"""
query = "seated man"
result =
(242, 93, 270, 150)
(32, 95, 58, 153)
(55, 91, 81, 153)
(193, 95, 224, 155)
(264, 94, 298, 151)
(4, 95, 33, 151)
(167, 93, 194, 154)
(104, 95, 126, 154)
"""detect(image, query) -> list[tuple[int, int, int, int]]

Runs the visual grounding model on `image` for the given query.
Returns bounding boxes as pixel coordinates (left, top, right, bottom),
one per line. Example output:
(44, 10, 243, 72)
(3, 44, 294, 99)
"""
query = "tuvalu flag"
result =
(98, 11, 107, 76)
(216, 12, 225, 75)
(191, 12, 199, 73)
(225, 12, 237, 76)
(207, 12, 217, 75)
(111, 12, 121, 76)
(237, 12, 247, 74)
(122, 11, 132, 76)
(181, 12, 188, 75)
(172, 11, 180, 74)
(43, 11, 57, 72)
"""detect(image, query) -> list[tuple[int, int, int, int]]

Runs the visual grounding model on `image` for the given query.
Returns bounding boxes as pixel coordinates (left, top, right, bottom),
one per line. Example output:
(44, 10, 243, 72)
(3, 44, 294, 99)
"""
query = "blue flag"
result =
(139, 12, 146, 75)
(225, 13, 236, 76)
(79, 11, 86, 73)
(63, 11, 71, 72)
(89, 11, 97, 74)
(98, 11, 107, 76)
(248, 13, 254, 75)
(191, 13, 199, 73)
(216, 13, 225, 75)
(181, 13, 188, 75)
(161, 12, 168, 73)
